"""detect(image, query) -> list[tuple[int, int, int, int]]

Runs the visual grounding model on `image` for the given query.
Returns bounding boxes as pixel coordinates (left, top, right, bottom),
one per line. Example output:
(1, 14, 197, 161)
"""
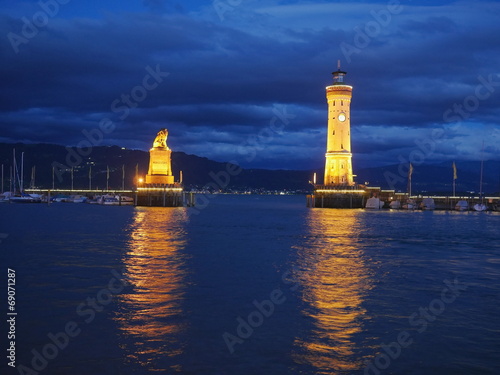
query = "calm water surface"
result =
(1, 195, 499, 374)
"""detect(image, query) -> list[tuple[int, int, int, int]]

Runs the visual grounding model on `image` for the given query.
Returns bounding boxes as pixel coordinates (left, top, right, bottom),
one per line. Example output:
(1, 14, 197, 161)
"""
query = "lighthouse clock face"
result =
(338, 113, 346, 122)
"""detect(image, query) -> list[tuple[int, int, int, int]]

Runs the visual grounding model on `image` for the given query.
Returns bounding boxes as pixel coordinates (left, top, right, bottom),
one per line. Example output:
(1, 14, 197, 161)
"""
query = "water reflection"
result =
(116, 207, 189, 372)
(293, 209, 374, 374)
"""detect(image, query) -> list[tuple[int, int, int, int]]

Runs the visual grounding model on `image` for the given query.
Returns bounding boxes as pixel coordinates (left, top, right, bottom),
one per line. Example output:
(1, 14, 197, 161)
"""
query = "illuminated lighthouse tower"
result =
(324, 63, 354, 186)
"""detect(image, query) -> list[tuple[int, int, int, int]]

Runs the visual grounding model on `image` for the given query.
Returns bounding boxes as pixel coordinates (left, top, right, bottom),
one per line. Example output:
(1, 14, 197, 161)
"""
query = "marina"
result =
(1, 130, 186, 207)
(307, 188, 500, 211)
(2, 188, 189, 207)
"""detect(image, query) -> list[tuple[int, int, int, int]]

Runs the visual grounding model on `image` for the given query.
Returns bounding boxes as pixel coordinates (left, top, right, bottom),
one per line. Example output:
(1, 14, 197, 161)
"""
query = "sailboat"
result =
(420, 197, 436, 210)
(402, 199, 418, 210)
(455, 200, 469, 211)
(473, 143, 487, 212)
(495, 166, 500, 212)
(402, 163, 417, 210)
(365, 195, 384, 209)
(473, 201, 487, 211)
(0, 163, 7, 202)
(9, 150, 40, 203)
(389, 200, 401, 209)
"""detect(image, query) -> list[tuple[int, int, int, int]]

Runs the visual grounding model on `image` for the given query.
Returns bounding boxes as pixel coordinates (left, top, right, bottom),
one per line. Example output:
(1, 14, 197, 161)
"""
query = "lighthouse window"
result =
(341, 100, 344, 106)
(332, 130, 335, 135)
(333, 100, 335, 105)
(341, 163, 345, 169)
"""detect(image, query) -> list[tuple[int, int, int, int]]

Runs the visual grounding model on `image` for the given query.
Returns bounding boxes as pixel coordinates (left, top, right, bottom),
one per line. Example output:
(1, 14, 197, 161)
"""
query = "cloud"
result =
(0, 1, 499, 169)
(143, 0, 185, 13)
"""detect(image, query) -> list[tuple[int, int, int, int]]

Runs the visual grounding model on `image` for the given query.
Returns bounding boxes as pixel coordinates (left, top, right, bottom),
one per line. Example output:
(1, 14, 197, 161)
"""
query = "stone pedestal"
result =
(145, 148, 174, 184)
(145, 175, 175, 184)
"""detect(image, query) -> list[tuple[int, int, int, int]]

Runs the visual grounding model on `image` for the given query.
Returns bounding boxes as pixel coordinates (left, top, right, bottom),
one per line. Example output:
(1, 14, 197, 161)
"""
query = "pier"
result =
(307, 185, 500, 210)
(307, 185, 366, 208)
(135, 184, 184, 207)
(24, 188, 135, 205)
(24, 187, 187, 207)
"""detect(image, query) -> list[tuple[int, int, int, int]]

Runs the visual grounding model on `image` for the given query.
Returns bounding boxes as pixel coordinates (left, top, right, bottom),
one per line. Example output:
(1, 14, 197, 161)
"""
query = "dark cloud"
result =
(402, 16, 458, 35)
(143, 0, 184, 13)
(1, 1, 499, 169)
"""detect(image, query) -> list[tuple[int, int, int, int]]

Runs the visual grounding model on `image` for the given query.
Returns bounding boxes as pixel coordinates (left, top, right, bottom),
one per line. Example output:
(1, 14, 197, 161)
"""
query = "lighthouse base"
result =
(308, 184, 367, 208)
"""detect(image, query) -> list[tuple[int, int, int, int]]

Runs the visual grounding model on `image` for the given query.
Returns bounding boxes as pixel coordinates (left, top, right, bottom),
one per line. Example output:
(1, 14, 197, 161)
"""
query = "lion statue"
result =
(152, 129, 168, 149)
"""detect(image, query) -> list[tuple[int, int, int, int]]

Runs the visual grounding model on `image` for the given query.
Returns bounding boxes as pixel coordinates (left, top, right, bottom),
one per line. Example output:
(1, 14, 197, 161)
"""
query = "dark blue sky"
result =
(1, 0, 499, 170)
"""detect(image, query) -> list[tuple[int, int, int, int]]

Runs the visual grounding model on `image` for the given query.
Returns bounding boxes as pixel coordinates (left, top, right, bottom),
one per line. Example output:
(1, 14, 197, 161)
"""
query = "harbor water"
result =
(1, 195, 499, 374)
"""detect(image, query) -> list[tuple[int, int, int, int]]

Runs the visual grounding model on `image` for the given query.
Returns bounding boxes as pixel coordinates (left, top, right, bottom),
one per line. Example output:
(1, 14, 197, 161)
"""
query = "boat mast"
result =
(407, 163, 413, 198)
(452, 161, 457, 197)
(20, 152, 24, 194)
(479, 142, 484, 203)
(12, 149, 16, 194)
(30, 166, 36, 189)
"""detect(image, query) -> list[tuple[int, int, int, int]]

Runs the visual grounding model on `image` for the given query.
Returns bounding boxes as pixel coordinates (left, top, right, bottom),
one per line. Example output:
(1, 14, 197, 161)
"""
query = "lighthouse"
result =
(307, 64, 365, 208)
(324, 63, 354, 186)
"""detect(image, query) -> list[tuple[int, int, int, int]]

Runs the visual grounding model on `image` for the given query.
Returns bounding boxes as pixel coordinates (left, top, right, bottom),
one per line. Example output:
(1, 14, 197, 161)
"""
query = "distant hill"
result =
(0, 143, 317, 192)
(0, 142, 499, 194)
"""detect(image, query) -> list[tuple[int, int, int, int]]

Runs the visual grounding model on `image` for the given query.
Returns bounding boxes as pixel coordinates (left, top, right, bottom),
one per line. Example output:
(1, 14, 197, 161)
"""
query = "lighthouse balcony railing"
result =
(314, 184, 367, 194)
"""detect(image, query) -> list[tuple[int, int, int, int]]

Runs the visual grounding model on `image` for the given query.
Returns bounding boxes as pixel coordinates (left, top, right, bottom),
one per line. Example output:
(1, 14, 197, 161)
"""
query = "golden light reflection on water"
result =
(116, 207, 189, 371)
(293, 209, 374, 374)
